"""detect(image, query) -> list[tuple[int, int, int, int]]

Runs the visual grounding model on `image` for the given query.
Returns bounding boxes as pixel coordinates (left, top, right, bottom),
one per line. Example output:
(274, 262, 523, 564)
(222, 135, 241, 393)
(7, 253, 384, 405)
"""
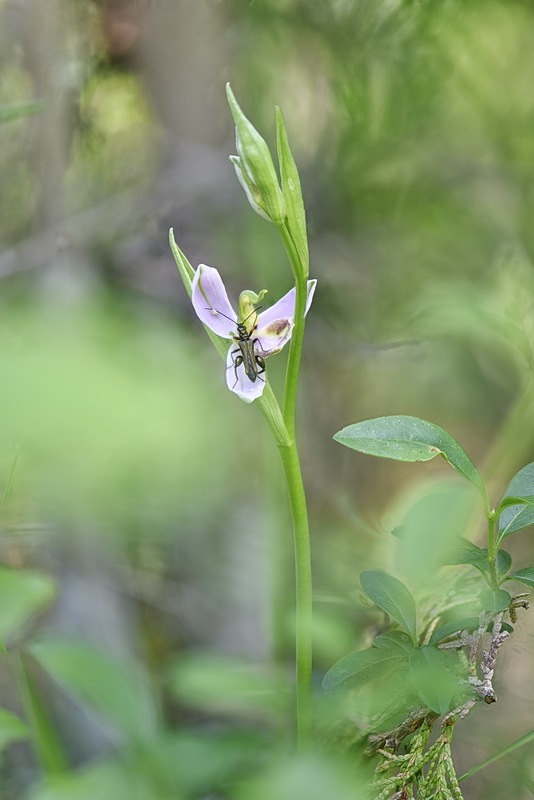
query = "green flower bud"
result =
(229, 156, 271, 221)
(226, 83, 286, 225)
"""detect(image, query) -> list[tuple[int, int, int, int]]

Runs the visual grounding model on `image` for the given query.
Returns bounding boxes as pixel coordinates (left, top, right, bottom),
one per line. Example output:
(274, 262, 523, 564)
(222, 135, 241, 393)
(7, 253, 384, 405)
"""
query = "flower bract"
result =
(191, 264, 316, 402)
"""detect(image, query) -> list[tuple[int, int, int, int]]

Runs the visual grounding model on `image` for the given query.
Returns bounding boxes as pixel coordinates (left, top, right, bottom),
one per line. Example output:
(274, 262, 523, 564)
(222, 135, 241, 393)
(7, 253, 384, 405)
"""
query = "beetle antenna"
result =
(204, 307, 236, 324)
(241, 306, 263, 324)
(205, 306, 263, 325)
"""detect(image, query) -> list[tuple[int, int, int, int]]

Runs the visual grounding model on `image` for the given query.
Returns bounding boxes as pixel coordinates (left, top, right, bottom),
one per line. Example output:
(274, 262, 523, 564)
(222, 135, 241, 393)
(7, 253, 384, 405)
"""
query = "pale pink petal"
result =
(225, 345, 265, 403)
(304, 279, 318, 314)
(256, 279, 317, 328)
(254, 279, 317, 355)
(192, 264, 237, 338)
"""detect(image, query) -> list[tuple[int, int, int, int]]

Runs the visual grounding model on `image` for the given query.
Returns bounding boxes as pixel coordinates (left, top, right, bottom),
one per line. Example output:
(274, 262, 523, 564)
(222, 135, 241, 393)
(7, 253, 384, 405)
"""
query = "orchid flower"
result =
(192, 264, 317, 403)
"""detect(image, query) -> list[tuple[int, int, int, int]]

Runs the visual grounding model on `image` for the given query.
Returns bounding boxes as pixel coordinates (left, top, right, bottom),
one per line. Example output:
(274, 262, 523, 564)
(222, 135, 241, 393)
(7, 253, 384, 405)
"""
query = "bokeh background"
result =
(1, 0, 534, 797)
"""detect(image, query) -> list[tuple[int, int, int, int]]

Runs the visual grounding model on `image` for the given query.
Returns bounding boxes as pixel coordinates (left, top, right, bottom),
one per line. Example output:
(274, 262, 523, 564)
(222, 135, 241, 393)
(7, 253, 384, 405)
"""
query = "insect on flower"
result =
(191, 264, 316, 402)
(203, 305, 267, 388)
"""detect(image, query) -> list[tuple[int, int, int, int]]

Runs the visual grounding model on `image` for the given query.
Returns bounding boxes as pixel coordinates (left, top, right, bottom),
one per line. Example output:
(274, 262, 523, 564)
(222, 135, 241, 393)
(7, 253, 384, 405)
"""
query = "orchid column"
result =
(170, 84, 315, 744)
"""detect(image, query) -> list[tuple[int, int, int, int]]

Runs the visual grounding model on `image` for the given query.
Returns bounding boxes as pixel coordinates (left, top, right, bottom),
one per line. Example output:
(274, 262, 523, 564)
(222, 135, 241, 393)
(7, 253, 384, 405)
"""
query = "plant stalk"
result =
(486, 512, 499, 588)
(276, 220, 313, 744)
(277, 437, 312, 743)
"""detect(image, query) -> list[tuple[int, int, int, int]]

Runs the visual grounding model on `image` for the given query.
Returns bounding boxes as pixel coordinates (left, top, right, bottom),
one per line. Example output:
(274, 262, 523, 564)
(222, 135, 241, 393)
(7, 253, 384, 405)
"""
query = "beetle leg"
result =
(232, 354, 244, 388)
(255, 355, 266, 376)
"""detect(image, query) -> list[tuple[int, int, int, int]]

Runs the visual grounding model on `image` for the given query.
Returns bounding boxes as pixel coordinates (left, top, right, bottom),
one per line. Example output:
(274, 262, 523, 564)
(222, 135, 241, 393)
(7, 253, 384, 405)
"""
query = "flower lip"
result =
(226, 344, 265, 402)
(191, 264, 317, 401)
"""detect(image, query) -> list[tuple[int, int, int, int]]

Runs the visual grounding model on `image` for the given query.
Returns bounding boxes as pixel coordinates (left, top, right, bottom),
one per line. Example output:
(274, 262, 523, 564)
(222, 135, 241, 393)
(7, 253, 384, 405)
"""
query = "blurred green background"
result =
(1, 0, 534, 797)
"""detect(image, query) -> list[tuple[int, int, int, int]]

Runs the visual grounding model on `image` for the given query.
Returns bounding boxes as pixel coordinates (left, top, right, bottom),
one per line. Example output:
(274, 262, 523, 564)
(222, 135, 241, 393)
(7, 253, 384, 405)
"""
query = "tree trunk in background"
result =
(137, 0, 229, 150)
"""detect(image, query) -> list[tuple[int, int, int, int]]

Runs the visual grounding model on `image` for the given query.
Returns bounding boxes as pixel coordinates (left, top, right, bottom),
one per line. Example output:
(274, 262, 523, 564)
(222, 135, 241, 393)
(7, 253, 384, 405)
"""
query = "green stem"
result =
(458, 728, 534, 783)
(258, 382, 291, 448)
(276, 219, 313, 744)
(278, 438, 312, 743)
(486, 511, 499, 588)
(258, 376, 312, 745)
(280, 222, 308, 437)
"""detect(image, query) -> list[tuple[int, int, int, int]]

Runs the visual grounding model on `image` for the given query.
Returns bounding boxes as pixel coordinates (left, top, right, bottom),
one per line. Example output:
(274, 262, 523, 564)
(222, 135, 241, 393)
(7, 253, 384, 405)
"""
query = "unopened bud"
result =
(226, 83, 285, 225)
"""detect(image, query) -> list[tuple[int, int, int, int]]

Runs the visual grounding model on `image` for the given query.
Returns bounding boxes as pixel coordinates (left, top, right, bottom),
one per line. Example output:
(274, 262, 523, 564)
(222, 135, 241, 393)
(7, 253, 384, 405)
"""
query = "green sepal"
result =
(275, 107, 309, 277)
(168, 228, 195, 296)
(333, 416, 488, 512)
(168, 231, 229, 361)
(361, 570, 417, 639)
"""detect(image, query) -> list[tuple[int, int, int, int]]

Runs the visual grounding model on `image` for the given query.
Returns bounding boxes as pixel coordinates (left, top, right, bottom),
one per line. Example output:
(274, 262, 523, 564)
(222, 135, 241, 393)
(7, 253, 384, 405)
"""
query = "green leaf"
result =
(373, 631, 416, 653)
(0, 708, 28, 750)
(395, 483, 478, 587)
(237, 752, 366, 800)
(479, 589, 511, 612)
(446, 541, 510, 580)
(499, 463, 534, 538)
(429, 617, 479, 645)
(322, 647, 405, 694)
(495, 549, 512, 580)
(408, 646, 459, 714)
(166, 652, 289, 719)
(18, 651, 67, 774)
(28, 638, 158, 740)
(334, 416, 487, 508)
(27, 760, 151, 800)
(447, 538, 486, 566)
(486, 621, 513, 634)
(0, 566, 55, 642)
(0, 100, 45, 124)
(446, 538, 488, 570)
(361, 570, 416, 638)
(507, 567, 534, 589)
(497, 495, 534, 511)
(275, 107, 309, 276)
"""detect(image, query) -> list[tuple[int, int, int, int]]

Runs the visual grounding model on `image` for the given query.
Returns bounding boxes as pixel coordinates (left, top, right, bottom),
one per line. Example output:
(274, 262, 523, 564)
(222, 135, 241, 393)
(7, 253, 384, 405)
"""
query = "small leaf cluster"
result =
(322, 570, 465, 716)
(335, 415, 534, 593)
(324, 415, 534, 718)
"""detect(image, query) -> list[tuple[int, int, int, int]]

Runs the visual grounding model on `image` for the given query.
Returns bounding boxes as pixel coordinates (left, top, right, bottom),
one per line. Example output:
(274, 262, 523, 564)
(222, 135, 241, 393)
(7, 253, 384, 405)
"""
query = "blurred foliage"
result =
(1, 0, 534, 798)
(0, 296, 244, 533)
